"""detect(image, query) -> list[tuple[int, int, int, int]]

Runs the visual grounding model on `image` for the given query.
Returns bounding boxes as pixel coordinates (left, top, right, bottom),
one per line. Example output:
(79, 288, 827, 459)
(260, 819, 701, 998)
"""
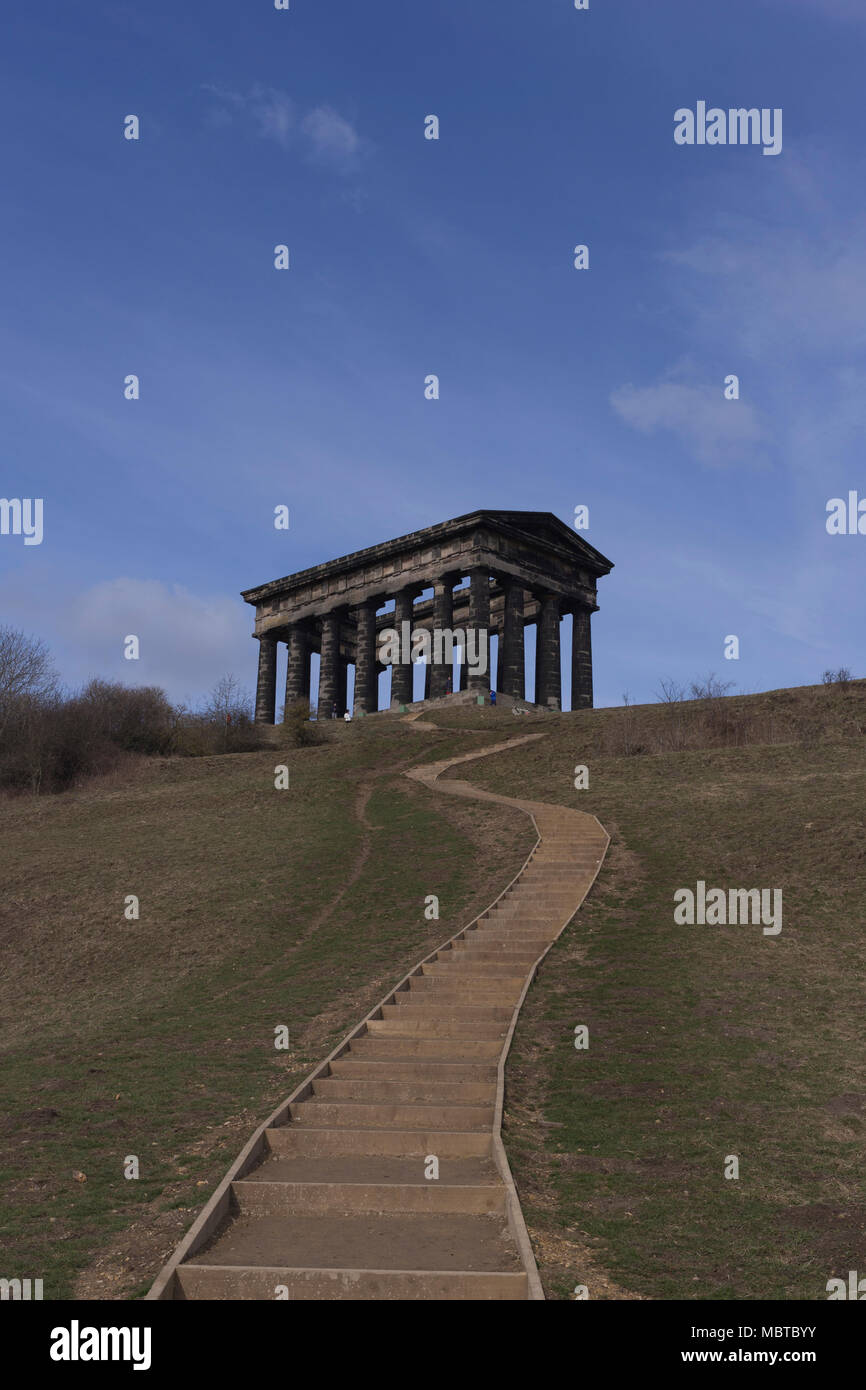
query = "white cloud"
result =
(0, 573, 255, 707)
(200, 85, 362, 168)
(301, 105, 361, 162)
(250, 87, 295, 149)
(610, 381, 766, 468)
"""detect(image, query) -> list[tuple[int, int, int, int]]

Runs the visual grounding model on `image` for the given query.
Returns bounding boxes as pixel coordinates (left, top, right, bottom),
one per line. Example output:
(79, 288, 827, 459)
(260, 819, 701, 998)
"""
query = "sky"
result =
(1, 0, 864, 713)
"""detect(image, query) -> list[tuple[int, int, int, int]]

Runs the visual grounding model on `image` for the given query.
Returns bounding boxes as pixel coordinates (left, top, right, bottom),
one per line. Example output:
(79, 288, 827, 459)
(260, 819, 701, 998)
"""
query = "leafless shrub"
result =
(173, 674, 265, 755)
(655, 678, 687, 704)
(689, 673, 736, 701)
(823, 667, 853, 689)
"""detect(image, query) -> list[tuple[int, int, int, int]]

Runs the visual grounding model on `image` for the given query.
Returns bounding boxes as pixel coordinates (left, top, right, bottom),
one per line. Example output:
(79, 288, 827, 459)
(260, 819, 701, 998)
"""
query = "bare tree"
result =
(0, 626, 58, 738)
(205, 673, 248, 722)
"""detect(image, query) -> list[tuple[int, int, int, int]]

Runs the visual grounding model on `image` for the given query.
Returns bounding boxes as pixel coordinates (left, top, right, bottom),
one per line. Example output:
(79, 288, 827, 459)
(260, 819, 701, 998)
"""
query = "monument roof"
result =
(241, 509, 613, 604)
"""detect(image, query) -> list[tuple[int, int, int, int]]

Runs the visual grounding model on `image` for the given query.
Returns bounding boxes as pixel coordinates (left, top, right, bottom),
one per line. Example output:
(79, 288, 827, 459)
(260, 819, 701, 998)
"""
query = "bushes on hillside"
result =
(608, 671, 866, 758)
(172, 674, 268, 756)
(0, 629, 277, 794)
(280, 700, 323, 747)
(0, 677, 177, 794)
(71, 679, 176, 755)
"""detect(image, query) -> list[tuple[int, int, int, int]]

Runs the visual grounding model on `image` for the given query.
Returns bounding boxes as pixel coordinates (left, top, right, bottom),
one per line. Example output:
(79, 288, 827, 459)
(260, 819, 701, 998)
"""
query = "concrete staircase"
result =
(148, 730, 608, 1301)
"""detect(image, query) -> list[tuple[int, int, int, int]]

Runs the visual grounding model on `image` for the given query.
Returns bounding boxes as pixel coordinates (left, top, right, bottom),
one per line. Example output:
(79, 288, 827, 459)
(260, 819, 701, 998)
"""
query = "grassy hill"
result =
(2, 681, 864, 1301)
(0, 715, 533, 1299)
(442, 682, 866, 1300)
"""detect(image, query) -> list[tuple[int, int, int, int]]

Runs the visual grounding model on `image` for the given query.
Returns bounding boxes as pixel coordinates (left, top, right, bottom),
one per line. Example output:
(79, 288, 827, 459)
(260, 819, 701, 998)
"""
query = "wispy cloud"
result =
(200, 84, 364, 170)
(301, 106, 361, 161)
(610, 380, 766, 468)
(661, 222, 866, 361)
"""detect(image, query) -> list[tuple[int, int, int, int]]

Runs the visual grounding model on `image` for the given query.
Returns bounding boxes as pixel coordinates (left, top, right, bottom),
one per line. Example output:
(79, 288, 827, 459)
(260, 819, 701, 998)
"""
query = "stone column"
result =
(458, 640, 468, 691)
(353, 600, 378, 715)
(424, 662, 432, 701)
(572, 604, 594, 710)
(535, 593, 562, 710)
(467, 569, 491, 694)
(499, 580, 525, 699)
(390, 586, 416, 708)
(284, 625, 311, 714)
(254, 633, 278, 724)
(317, 611, 342, 720)
(429, 575, 456, 699)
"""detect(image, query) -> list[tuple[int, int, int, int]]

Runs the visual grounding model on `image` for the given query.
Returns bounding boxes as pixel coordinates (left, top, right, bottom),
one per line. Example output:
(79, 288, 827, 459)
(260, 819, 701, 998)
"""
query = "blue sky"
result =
(1, 0, 864, 712)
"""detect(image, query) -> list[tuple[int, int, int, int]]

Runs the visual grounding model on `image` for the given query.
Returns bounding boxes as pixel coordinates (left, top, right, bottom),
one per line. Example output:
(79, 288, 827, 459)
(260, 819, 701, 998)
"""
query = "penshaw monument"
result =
(241, 510, 613, 721)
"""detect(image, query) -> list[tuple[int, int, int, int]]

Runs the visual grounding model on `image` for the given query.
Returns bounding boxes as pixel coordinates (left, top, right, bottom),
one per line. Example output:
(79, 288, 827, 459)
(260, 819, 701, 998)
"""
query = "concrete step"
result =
(184, 1212, 521, 1276)
(412, 962, 521, 980)
(423, 955, 529, 970)
(381, 1002, 513, 1021)
(421, 963, 526, 983)
(231, 1179, 506, 1217)
(343, 1039, 500, 1056)
(400, 1000, 522, 1011)
(477, 931, 556, 943)
(497, 878, 582, 886)
(487, 907, 572, 916)
(289, 1100, 495, 1129)
(447, 949, 539, 963)
(405, 979, 519, 1001)
(328, 1058, 498, 1083)
(450, 939, 539, 952)
(366, 1017, 507, 1039)
(476, 929, 559, 941)
(402, 991, 519, 1008)
(347, 1035, 502, 1061)
(310, 1077, 496, 1104)
(515, 873, 594, 882)
(505, 886, 582, 894)
(264, 1126, 492, 1159)
(480, 919, 561, 929)
(249, 1152, 498, 1184)
(484, 912, 567, 920)
(489, 901, 575, 910)
(175, 1264, 528, 1301)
